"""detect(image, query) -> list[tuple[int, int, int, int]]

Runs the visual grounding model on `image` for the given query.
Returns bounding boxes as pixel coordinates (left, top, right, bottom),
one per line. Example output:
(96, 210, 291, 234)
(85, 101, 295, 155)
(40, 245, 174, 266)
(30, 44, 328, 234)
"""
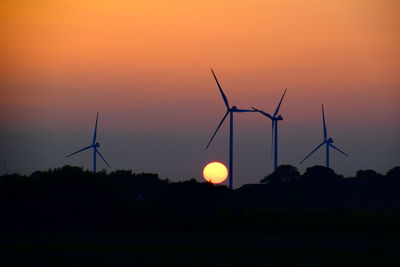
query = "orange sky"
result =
(2, 1, 399, 109)
(1, 0, 399, 181)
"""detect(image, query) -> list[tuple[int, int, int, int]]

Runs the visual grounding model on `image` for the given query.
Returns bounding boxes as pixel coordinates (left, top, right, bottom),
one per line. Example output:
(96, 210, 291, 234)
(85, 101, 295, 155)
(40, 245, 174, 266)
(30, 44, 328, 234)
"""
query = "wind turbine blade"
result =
(299, 141, 326, 164)
(322, 104, 327, 140)
(92, 112, 99, 145)
(235, 108, 257, 113)
(96, 149, 111, 168)
(251, 107, 273, 119)
(330, 144, 349, 156)
(211, 69, 230, 109)
(273, 88, 287, 117)
(66, 145, 93, 158)
(205, 111, 230, 150)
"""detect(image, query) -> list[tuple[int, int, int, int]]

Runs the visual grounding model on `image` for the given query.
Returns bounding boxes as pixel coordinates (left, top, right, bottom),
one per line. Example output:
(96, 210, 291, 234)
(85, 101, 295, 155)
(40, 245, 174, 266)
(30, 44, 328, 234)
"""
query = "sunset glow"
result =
(0, 0, 399, 186)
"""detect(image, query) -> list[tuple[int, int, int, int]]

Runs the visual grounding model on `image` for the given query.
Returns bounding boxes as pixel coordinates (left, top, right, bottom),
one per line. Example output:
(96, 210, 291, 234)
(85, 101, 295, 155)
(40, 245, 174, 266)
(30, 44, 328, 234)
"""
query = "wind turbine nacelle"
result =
(95, 142, 100, 147)
(276, 115, 283, 120)
(231, 106, 237, 111)
(327, 138, 333, 143)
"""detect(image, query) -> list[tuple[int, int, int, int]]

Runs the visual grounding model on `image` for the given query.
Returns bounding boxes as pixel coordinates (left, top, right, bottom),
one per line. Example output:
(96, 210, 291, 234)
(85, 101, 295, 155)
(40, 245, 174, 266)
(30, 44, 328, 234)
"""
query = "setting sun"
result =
(203, 162, 228, 184)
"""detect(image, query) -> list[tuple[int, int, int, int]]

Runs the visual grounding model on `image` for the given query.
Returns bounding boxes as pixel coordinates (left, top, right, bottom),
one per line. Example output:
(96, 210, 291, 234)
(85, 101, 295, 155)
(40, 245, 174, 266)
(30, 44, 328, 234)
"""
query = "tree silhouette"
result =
(301, 165, 341, 185)
(356, 169, 383, 181)
(387, 166, 400, 179)
(260, 165, 300, 184)
(1, 164, 400, 235)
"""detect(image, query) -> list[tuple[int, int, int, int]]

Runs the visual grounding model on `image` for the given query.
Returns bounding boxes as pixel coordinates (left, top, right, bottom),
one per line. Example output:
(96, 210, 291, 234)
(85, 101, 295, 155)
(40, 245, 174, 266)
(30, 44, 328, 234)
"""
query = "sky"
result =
(1, 0, 399, 187)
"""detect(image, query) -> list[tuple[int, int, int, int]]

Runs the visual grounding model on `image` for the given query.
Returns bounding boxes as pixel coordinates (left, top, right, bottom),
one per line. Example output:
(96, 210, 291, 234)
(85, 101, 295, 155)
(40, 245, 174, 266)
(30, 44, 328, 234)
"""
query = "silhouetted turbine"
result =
(66, 112, 110, 173)
(252, 89, 287, 171)
(3, 160, 8, 176)
(205, 69, 256, 189)
(299, 104, 348, 168)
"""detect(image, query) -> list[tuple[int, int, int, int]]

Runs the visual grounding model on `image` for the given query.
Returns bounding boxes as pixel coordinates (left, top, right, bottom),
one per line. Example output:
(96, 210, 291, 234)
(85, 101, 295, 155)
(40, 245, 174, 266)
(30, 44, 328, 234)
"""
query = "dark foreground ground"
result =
(2, 166, 400, 265)
(2, 232, 400, 266)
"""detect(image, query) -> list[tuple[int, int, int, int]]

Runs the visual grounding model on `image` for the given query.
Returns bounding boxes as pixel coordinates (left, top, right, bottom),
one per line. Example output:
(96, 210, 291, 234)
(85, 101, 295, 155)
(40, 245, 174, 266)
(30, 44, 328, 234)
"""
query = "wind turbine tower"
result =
(300, 104, 348, 168)
(206, 69, 256, 189)
(252, 89, 287, 171)
(66, 112, 111, 173)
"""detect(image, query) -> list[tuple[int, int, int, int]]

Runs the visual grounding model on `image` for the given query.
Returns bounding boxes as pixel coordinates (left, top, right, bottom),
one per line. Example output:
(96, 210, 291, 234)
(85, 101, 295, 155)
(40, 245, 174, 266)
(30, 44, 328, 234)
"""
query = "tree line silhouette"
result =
(1, 165, 400, 234)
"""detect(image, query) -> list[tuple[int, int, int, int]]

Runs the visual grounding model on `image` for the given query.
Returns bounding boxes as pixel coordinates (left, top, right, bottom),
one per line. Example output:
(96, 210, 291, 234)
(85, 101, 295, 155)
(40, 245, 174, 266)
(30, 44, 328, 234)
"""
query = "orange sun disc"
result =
(203, 162, 228, 184)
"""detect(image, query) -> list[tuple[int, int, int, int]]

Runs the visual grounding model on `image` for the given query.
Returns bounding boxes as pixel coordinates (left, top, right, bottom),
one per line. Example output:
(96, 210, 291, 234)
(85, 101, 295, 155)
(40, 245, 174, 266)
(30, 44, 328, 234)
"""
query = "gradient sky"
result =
(1, 0, 399, 187)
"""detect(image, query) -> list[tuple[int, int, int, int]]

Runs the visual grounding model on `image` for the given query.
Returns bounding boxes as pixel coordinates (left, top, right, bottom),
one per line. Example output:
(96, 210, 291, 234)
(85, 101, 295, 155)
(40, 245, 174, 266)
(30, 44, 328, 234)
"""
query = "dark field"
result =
(3, 232, 400, 266)
(2, 165, 400, 265)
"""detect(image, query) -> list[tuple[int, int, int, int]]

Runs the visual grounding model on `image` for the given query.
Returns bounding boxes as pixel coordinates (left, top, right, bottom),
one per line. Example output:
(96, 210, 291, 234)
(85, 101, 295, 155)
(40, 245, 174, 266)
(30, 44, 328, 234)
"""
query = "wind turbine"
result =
(3, 160, 8, 176)
(206, 69, 256, 189)
(66, 112, 110, 173)
(299, 104, 348, 168)
(252, 89, 287, 171)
